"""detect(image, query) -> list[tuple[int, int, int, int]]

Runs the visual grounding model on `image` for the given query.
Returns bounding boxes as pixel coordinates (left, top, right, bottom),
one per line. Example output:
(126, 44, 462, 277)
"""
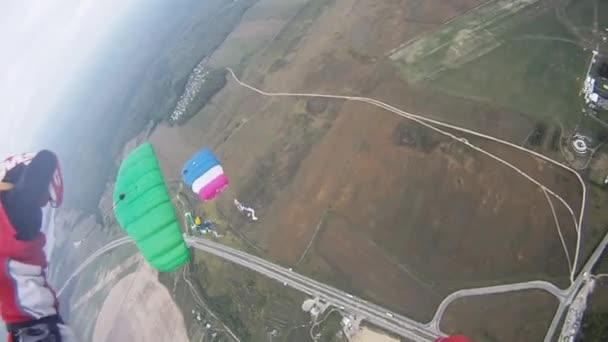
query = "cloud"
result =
(0, 0, 142, 157)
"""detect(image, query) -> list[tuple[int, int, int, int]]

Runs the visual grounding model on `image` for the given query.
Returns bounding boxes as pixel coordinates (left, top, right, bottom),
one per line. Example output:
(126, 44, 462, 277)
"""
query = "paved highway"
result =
(58, 230, 608, 341)
(543, 230, 608, 342)
(56, 236, 132, 296)
(185, 236, 442, 342)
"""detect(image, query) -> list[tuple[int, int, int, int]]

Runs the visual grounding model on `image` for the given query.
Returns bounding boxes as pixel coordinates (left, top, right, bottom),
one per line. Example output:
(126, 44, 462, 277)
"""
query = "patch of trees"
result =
(528, 122, 547, 147)
(392, 122, 440, 152)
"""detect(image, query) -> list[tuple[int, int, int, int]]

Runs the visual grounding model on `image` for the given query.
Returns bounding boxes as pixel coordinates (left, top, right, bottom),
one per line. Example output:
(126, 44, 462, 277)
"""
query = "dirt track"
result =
(92, 263, 189, 342)
(353, 327, 400, 342)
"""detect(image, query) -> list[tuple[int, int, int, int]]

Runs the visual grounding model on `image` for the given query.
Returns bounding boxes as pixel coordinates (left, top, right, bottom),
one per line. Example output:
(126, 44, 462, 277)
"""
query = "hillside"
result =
(36, 0, 256, 213)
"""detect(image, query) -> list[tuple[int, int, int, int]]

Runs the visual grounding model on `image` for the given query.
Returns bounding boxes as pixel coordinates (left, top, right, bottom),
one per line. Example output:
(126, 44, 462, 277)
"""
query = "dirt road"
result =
(352, 327, 400, 342)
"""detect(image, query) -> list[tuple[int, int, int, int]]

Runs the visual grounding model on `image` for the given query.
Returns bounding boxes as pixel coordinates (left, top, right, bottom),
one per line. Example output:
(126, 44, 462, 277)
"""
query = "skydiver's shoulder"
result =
(0, 201, 45, 263)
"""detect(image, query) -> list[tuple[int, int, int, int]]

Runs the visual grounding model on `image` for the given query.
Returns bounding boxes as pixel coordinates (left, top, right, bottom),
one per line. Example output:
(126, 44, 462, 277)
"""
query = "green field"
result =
(242, 0, 336, 79)
(392, 0, 593, 127)
(158, 230, 344, 342)
(441, 290, 558, 341)
(390, 0, 542, 82)
(578, 248, 608, 341)
(158, 187, 344, 342)
(424, 12, 588, 126)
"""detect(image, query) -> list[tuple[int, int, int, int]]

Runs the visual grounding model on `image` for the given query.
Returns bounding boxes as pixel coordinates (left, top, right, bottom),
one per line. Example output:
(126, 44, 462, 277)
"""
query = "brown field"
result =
(209, 0, 309, 68)
(93, 263, 189, 342)
(440, 290, 559, 341)
(150, 0, 588, 335)
(308, 215, 442, 321)
(353, 327, 400, 342)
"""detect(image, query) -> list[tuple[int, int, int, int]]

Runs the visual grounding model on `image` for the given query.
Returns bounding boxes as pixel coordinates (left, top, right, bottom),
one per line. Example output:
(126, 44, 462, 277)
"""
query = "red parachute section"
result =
(435, 336, 471, 342)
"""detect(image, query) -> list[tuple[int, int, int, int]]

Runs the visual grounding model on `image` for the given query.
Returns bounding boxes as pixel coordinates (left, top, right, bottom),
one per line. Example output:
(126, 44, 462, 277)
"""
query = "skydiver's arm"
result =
(1, 151, 56, 240)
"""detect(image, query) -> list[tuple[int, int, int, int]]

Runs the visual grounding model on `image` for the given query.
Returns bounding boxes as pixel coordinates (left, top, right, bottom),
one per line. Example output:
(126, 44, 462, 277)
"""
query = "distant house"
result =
(596, 62, 608, 96)
(584, 55, 608, 111)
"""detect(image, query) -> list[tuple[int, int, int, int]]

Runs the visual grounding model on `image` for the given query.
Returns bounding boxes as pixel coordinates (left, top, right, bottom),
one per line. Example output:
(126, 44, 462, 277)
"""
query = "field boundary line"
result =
(295, 208, 329, 268)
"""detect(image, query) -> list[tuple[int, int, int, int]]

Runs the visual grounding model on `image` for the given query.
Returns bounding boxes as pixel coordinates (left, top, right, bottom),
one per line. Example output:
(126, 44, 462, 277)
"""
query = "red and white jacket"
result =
(0, 153, 60, 324)
(0, 204, 58, 324)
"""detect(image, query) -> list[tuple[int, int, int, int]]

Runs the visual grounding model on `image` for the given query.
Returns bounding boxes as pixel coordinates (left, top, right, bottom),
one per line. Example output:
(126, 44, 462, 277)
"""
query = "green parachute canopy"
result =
(113, 143, 190, 272)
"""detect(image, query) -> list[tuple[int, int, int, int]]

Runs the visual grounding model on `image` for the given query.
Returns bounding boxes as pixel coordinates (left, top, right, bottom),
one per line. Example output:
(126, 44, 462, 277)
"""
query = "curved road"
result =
(56, 236, 132, 296)
(428, 281, 567, 331)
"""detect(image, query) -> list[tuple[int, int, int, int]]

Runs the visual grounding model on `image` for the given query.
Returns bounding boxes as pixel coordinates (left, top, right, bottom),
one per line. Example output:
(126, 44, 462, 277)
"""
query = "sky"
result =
(0, 0, 143, 157)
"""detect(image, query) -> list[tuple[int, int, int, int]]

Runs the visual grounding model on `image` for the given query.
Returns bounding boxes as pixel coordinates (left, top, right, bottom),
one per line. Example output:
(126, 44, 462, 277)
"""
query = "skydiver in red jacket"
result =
(0, 150, 75, 341)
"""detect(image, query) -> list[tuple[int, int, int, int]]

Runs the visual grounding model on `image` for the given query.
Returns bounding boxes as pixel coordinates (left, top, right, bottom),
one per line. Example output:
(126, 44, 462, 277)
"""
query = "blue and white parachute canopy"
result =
(181, 149, 229, 201)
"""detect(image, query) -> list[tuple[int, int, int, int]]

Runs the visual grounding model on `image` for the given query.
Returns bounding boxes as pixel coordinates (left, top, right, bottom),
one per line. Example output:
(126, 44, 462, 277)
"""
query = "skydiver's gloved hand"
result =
(1, 150, 57, 241)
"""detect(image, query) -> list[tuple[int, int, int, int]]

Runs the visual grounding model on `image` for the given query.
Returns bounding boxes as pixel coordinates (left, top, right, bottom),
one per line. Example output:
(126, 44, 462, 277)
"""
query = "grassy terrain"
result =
(579, 309, 608, 342)
(564, 0, 608, 37)
(440, 290, 558, 341)
(158, 229, 344, 342)
(578, 240, 608, 341)
(315, 312, 346, 342)
(209, 0, 310, 70)
(244, 0, 336, 79)
(391, 0, 543, 82)
(162, 186, 342, 341)
(414, 7, 589, 127)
